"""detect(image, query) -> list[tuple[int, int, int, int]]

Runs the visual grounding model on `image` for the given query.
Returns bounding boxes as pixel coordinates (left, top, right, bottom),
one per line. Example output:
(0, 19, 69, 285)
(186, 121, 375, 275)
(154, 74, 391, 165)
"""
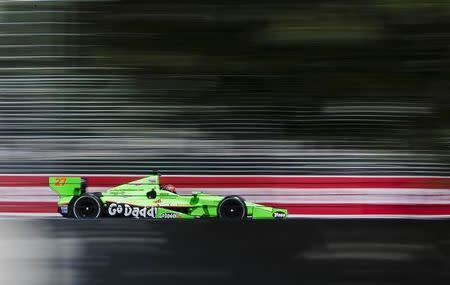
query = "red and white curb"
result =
(0, 174, 450, 218)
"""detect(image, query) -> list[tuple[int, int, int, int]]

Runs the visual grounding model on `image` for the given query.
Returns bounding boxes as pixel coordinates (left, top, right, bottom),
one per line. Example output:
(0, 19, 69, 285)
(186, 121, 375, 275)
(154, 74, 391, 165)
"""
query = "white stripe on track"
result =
(0, 213, 449, 220)
(3, 187, 450, 204)
(0, 212, 60, 218)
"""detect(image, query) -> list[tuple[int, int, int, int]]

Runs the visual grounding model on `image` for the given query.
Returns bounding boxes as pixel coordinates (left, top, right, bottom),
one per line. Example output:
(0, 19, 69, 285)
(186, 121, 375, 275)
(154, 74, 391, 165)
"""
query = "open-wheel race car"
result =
(49, 173, 288, 219)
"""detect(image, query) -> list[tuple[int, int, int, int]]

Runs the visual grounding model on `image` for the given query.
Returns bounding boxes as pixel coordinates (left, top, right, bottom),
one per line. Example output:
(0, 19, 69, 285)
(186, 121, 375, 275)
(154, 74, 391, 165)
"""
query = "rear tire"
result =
(72, 194, 103, 219)
(217, 196, 247, 219)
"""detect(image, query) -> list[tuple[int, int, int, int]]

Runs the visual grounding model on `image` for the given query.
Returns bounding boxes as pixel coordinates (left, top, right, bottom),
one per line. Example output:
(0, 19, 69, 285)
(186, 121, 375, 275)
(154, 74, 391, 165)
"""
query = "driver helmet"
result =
(162, 184, 176, 193)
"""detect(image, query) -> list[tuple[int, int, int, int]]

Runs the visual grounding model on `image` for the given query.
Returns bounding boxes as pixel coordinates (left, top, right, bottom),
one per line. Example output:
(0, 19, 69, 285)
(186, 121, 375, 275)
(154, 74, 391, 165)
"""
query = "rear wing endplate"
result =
(49, 177, 86, 196)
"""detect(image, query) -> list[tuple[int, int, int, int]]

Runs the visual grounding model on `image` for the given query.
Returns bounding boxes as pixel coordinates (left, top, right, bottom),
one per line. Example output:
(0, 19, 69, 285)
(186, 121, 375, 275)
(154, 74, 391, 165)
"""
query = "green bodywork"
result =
(49, 175, 288, 219)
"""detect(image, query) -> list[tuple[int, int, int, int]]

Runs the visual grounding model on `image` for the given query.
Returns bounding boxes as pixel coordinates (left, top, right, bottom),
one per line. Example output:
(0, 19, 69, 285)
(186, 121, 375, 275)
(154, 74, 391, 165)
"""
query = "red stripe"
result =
(160, 176, 450, 189)
(0, 175, 449, 189)
(3, 201, 450, 216)
(0, 201, 56, 213)
(0, 176, 140, 187)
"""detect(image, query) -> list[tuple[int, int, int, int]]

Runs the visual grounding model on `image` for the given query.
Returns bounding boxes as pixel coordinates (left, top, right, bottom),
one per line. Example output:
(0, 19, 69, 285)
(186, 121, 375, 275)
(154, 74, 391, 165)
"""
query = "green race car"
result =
(49, 173, 288, 219)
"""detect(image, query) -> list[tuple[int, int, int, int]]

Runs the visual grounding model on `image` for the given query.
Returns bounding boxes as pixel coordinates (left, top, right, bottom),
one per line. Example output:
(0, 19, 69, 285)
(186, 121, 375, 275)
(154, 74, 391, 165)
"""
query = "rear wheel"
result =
(72, 194, 103, 219)
(217, 196, 247, 219)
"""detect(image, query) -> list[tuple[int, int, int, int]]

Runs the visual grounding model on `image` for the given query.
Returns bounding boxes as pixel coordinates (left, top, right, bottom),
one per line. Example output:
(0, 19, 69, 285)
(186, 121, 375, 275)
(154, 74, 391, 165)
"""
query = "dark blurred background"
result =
(2, 219, 450, 285)
(0, 0, 449, 175)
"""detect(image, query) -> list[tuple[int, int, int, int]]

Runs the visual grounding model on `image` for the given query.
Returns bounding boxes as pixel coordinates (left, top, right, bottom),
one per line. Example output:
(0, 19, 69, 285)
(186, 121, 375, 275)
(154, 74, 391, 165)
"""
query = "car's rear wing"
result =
(49, 177, 86, 197)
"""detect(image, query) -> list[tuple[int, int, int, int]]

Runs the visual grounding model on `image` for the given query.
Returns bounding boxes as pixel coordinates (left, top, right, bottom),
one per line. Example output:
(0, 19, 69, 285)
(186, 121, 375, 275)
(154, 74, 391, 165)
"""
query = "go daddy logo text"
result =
(107, 203, 157, 218)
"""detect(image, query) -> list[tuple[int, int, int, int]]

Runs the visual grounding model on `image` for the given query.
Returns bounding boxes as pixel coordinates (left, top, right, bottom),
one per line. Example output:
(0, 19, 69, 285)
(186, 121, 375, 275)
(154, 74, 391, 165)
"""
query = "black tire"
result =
(72, 194, 103, 219)
(217, 196, 247, 219)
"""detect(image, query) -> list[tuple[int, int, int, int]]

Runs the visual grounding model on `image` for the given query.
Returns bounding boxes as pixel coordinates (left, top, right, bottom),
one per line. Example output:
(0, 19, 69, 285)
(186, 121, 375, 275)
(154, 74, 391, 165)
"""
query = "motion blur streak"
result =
(0, 0, 448, 175)
(0, 221, 80, 285)
(1, 0, 450, 284)
(0, 219, 450, 285)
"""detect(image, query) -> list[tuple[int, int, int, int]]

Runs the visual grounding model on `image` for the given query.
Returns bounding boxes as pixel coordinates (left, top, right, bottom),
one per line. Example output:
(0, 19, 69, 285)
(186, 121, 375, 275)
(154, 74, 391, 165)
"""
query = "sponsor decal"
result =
(108, 203, 157, 218)
(273, 212, 286, 218)
(60, 205, 68, 214)
(160, 212, 178, 219)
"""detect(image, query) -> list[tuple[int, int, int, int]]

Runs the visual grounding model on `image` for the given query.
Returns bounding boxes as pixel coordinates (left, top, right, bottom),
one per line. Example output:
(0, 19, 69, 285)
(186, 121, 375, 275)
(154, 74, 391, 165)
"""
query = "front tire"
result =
(217, 196, 247, 219)
(72, 194, 103, 219)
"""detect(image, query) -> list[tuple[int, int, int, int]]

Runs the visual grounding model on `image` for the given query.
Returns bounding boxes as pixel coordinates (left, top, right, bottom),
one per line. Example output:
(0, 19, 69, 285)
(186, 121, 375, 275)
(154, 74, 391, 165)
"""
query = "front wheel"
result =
(72, 194, 103, 219)
(217, 196, 247, 219)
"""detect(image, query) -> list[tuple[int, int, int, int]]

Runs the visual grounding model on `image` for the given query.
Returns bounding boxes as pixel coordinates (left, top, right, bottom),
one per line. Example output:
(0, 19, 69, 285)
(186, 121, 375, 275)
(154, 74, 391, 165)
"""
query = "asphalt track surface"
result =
(2, 218, 450, 285)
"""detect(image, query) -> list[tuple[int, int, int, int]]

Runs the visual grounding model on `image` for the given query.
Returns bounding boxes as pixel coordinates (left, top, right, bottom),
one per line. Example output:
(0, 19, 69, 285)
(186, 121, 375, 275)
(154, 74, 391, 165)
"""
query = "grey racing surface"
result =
(1, 219, 450, 285)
